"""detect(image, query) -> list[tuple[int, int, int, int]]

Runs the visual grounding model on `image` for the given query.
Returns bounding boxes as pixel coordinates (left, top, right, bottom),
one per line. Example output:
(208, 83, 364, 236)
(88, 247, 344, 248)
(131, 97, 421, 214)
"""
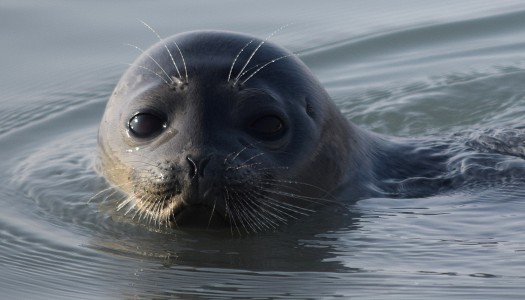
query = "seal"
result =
(97, 30, 449, 231)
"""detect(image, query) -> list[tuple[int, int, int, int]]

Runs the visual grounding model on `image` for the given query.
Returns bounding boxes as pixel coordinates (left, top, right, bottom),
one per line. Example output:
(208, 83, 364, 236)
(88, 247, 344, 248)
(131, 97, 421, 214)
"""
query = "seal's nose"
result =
(183, 155, 217, 208)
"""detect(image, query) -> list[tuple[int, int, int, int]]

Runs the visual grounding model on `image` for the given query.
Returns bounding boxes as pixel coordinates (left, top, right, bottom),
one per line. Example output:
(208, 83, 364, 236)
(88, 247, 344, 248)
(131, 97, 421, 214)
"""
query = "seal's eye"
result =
(249, 115, 285, 138)
(128, 113, 166, 139)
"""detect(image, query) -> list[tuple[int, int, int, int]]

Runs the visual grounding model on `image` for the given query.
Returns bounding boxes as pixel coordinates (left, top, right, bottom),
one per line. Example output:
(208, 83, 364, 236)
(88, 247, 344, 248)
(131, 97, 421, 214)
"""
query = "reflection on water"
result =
(2, 0, 525, 299)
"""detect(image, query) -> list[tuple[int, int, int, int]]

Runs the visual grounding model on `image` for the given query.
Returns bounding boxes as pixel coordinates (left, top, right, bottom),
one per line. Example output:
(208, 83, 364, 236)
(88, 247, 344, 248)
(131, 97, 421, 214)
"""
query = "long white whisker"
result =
(259, 187, 334, 205)
(250, 189, 313, 215)
(225, 145, 249, 165)
(228, 40, 253, 83)
(233, 24, 290, 86)
(236, 63, 262, 79)
(207, 199, 217, 229)
(240, 190, 284, 226)
(225, 187, 242, 235)
(241, 54, 293, 85)
(234, 162, 263, 170)
(231, 189, 269, 230)
(171, 41, 188, 83)
(124, 199, 137, 216)
(125, 63, 170, 85)
(243, 152, 264, 165)
(138, 20, 182, 81)
(125, 43, 171, 83)
(260, 178, 336, 202)
(87, 185, 119, 204)
(225, 189, 249, 234)
(116, 197, 133, 211)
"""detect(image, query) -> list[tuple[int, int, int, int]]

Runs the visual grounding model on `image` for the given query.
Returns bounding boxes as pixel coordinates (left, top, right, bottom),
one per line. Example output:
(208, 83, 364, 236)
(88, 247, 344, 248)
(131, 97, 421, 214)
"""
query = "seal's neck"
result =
(341, 123, 453, 200)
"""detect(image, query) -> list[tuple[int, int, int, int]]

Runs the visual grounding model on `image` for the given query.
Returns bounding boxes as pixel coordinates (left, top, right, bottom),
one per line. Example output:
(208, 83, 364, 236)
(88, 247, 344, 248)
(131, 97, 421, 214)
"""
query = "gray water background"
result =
(2, 0, 525, 299)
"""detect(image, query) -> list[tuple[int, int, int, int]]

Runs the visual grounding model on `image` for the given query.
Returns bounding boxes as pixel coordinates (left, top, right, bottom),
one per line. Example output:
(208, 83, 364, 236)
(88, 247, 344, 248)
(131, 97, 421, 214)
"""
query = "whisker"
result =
(261, 178, 336, 199)
(131, 200, 143, 220)
(225, 187, 242, 236)
(243, 152, 265, 164)
(252, 166, 289, 172)
(241, 54, 293, 85)
(228, 40, 253, 83)
(138, 20, 182, 82)
(250, 189, 313, 216)
(156, 196, 168, 227)
(225, 145, 250, 165)
(229, 196, 253, 233)
(234, 63, 262, 81)
(124, 63, 170, 85)
(86, 179, 135, 205)
(259, 187, 335, 205)
(207, 199, 217, 230)
(170, 207, 180, 230)
(124, 198, 137, 216)
(87, 185, 118, 204)
(230, 189, 269, 231)
(116, 197, 133, 211)
(171, 41, 189, 83)
(165, 208, 171, 230)
(234, 162, 263, 170)
(224, 141, 263, 165)
(233, 24, 290, 86)
(240, 190, 284, 226)
(125, 43, 171, 83)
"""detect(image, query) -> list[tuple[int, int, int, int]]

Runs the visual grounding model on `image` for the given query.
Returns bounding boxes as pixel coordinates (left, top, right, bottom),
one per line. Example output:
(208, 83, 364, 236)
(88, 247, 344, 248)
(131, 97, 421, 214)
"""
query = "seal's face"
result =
(97, 31, 352, 230)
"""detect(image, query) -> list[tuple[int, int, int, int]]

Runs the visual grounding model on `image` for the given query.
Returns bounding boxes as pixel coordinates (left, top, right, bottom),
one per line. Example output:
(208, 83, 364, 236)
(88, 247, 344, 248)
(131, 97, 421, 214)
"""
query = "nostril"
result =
(199, 157, 211, 177)
(186, 156, 211, 179)
(186, 156, 197, 179)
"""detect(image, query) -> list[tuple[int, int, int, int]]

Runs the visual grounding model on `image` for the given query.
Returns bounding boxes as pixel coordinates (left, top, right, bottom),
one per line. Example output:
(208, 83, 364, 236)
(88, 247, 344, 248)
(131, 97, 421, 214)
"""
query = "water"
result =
(2, 0, 525, 299)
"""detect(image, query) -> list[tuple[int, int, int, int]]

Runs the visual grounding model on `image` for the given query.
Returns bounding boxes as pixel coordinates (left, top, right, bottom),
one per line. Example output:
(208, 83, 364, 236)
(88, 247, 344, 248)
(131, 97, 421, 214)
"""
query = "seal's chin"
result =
(171, 205, 228, 228)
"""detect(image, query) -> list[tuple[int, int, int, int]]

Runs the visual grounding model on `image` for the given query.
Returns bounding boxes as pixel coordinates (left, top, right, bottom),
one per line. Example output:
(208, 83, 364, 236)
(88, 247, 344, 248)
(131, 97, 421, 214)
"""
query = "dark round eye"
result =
(249, 115, 285, 138)
(128, 113, 166, 138)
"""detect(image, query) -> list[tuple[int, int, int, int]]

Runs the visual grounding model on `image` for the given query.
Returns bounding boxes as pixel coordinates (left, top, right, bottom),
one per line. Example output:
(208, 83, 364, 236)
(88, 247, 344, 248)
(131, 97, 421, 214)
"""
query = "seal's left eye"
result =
(128, 113, 166, 139)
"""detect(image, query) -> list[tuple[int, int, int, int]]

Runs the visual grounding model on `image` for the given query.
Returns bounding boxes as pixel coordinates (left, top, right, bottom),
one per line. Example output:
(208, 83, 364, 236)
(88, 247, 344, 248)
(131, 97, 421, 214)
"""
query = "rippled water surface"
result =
(2, 1, 525, 299)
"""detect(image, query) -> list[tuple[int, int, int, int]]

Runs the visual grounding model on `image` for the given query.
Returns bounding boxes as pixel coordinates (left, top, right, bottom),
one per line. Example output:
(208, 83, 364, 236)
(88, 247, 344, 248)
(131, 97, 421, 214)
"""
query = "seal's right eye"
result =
(249, 115, 285, 139)
(128, 113, 166, 139)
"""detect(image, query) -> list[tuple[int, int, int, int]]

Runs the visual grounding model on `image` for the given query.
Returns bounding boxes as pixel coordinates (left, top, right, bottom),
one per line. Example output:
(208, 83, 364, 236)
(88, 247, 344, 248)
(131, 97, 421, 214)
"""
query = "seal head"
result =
(97, 31, 372, 230)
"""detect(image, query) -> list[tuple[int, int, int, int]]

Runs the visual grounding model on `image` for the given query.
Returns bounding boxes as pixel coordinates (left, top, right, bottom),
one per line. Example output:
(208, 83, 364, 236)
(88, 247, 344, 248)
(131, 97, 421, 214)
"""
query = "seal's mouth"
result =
(170, 204, 228, 228)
